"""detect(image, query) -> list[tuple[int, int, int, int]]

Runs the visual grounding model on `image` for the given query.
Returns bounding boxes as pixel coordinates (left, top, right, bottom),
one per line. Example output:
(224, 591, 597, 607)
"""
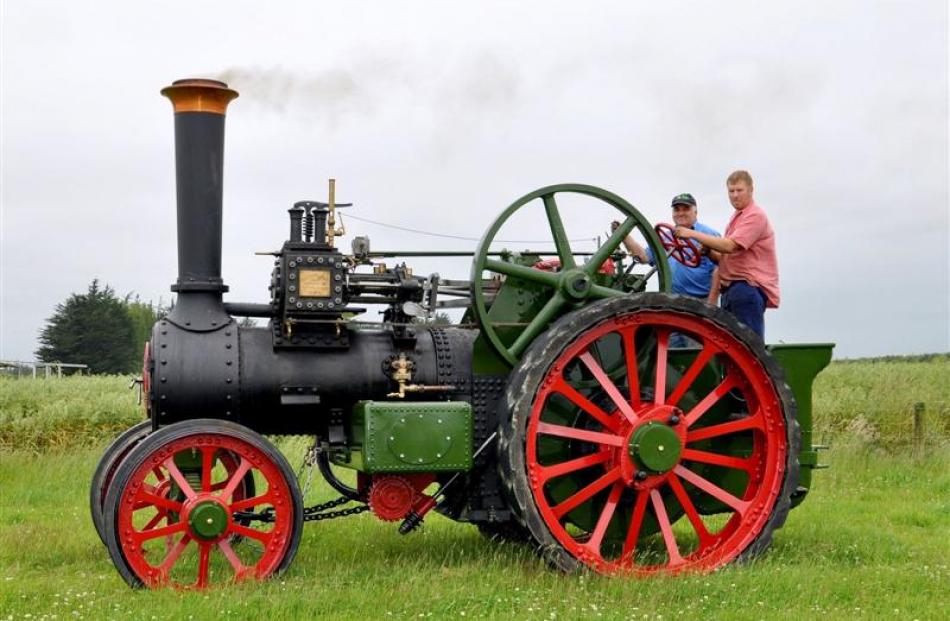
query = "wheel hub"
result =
(187, 499, 230, 540)
(628, 422, 682, 473)
(560, 269, 592, 301)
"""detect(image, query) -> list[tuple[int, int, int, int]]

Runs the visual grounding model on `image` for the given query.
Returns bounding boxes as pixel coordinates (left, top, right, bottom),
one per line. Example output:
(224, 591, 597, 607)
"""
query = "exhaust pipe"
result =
(160, 78, 239, 331)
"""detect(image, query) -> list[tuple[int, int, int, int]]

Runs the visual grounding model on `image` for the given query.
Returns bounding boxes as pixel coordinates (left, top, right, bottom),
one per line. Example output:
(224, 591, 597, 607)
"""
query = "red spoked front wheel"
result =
(103, 420, 302, 589)
(501, 294, 798, 574)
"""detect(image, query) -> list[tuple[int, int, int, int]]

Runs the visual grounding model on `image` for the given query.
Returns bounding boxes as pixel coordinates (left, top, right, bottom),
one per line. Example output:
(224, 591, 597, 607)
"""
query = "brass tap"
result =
(386, 353, 455, 398)
(326, 178, 346, 249)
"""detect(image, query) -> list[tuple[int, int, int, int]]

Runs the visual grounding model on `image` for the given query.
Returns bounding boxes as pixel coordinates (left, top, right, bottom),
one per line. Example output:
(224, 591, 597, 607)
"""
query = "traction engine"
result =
(91, 79, 833, 588)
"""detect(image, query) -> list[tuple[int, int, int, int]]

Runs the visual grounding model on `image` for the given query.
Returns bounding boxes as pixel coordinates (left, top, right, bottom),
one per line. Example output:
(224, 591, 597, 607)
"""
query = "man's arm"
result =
(611, 221, 650, 263)
(675, 227, 740, 254)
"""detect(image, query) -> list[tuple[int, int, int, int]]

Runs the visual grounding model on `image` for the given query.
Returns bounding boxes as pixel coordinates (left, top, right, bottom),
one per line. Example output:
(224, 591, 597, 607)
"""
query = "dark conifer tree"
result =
(36, 280, 139, 374)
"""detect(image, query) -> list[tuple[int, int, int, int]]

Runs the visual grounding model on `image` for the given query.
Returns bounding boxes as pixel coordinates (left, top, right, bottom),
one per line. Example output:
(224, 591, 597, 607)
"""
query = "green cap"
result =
(671, 193, 697, 207)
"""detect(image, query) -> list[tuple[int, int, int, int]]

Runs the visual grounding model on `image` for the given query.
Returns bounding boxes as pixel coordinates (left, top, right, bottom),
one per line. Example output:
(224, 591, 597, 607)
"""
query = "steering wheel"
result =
(471, 184, 671, 367)
(654, 223, 702, 268)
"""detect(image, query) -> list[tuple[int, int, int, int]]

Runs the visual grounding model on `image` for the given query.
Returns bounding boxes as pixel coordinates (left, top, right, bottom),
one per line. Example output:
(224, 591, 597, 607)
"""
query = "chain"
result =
(234, 496, 368, 523)
(295, 436, 319, 499)
(303, 501, 369, 522)
(223, 437, 372, 524)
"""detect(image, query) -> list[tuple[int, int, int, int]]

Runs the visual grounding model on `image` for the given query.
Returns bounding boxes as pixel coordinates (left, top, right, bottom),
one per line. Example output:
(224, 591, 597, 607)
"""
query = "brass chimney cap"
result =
(161, 78, 239, 115)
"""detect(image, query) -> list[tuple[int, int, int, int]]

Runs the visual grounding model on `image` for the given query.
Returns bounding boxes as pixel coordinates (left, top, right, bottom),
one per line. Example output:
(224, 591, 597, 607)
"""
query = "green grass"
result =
(1, 356, 948, 620)
(0, 376, 138, 452)
(813, 355, 950, 448)
(1, 446, 947, 620)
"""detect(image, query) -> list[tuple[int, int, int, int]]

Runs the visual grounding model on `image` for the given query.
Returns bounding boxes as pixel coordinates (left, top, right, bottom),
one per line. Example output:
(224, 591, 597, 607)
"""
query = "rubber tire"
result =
(102, 419, 304, 588)
(90, 421, 153, 545)
(498, 293, 800, 573)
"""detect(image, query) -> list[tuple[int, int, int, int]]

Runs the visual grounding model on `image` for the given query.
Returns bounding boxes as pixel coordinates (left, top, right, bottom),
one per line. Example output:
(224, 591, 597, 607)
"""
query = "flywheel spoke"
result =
(217, 539, 250, 575)
(666, 344, 718, 407)
(196, 542, 211, 589)
(157, 533, 191, 579)
(588, 284, 627, 300)
(621, 326, 641, 410)
(667, 474, 714, 548)
(551, 467, 621, 519)
(682, 373, 740, 427)
(507, 293, 567, 359)
(578, 351, 639, 425)
(553, 380, 621, 432)
(200, 447, 215, 493)
(132, 521, 188, 543)
(484, 258, 560, 288)
(543, 193, 576, 270)
(229, 523, 274, 545)
(674, 466, 750, 515)
(536, 422, 625, 447)
(134, 490, 182, 514)
(163, 458, 197, 500)
(584, 217, 635, 277)
(141, 509, 168, 532)
(621, 490, 650, 561)
(681, 448, 753, 472)
(584, 482, 624, 554)
(230, 492, 276, 512)
(536, 451, 612, 485)
(650, 489, 684, 566)
(653, 329, 670, 405)
(686, 412, 765, 443)
(220, 458, 253, 502)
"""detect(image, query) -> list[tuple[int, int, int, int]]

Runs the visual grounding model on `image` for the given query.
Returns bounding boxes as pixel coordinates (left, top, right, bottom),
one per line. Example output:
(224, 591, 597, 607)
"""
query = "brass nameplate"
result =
(299, 269, 331, 298)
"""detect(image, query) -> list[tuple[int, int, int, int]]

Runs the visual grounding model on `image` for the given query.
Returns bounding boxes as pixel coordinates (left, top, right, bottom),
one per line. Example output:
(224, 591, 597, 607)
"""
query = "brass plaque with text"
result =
(299, 269, 331, 298)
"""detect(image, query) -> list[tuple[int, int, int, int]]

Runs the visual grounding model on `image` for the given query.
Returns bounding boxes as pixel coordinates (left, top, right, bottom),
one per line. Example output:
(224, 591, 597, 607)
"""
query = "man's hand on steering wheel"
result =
(655, 223, 702, 268)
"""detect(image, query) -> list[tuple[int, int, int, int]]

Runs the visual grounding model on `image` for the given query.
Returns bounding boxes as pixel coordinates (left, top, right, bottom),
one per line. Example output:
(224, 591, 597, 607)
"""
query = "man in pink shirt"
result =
(673, 170, 779, 339)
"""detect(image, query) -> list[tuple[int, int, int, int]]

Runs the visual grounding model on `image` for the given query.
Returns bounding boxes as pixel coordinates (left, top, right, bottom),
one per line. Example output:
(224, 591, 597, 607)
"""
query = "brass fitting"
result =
(385, 353, 455, 398)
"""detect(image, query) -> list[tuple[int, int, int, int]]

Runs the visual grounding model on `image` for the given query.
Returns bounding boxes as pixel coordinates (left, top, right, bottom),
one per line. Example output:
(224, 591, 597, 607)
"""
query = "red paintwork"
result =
(524, 310, 787, 574)
(115, 434, 292, 589)
(368, 474, 435, 521)
(654, 223, 702, 268)
(533, 257, 616, 275)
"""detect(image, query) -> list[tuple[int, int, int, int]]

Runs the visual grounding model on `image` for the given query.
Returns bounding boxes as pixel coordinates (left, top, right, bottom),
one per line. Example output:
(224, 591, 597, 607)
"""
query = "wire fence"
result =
(0, 360, 89, 379)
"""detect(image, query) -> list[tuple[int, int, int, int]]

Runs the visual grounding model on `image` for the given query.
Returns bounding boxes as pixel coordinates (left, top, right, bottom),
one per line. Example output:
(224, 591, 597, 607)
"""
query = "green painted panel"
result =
(349, 401, 473, 474)
(768, 343, 834, 498)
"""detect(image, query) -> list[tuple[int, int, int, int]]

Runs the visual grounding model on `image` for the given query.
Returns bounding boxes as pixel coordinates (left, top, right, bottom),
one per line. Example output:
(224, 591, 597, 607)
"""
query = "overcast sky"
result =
(2, 1, 947, 361)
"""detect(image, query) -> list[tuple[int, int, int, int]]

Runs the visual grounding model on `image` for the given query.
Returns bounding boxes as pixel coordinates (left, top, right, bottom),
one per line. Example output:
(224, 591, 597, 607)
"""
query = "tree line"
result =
(36, 280, 451, 375)
(36, 280, 168, 374)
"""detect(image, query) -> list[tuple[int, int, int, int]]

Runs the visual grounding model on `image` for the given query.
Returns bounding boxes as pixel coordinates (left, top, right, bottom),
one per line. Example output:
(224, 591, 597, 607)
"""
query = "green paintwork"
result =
(188, 501, 228, 540)
(630, 423, 682, 473)
(470, 184, 672, 370)
(768, 343, 834, 503)
(334, 401, 473, 474)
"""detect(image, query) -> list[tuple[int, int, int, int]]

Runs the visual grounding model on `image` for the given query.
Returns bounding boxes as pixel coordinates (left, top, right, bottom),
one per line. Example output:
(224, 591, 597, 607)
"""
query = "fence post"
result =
(913, 402, 925, 457)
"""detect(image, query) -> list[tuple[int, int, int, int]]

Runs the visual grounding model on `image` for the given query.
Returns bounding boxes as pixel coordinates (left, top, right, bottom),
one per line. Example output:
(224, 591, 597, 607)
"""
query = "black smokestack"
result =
(160, 79, 238, 330)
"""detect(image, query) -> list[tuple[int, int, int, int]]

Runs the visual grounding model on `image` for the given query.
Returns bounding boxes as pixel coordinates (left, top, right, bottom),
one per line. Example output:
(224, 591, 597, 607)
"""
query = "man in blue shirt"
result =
(613, 192, 720, 346)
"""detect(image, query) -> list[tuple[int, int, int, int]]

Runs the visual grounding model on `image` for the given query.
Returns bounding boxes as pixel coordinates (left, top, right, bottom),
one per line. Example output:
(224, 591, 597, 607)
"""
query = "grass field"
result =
(1, 356, 948, 620)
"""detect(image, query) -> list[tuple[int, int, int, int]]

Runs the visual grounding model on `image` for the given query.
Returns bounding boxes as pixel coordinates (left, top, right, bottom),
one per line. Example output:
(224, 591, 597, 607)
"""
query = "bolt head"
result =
(669, 415, 681, 425)
(635, 470, 648, 481)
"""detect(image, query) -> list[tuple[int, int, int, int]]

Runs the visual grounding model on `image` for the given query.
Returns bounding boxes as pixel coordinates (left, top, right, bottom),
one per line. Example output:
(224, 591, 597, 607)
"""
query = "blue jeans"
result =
(721, 281, 766, 340)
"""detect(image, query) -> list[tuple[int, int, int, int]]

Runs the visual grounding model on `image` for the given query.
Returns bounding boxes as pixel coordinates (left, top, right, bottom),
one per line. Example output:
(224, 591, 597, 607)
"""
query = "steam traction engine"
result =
(91, 79, 833, 588)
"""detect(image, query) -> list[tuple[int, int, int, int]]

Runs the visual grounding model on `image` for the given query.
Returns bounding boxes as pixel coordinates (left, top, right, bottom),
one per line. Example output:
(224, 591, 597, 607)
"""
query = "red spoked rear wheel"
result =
(501, 294, 798, 575)
(103, 420, 302, 589)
